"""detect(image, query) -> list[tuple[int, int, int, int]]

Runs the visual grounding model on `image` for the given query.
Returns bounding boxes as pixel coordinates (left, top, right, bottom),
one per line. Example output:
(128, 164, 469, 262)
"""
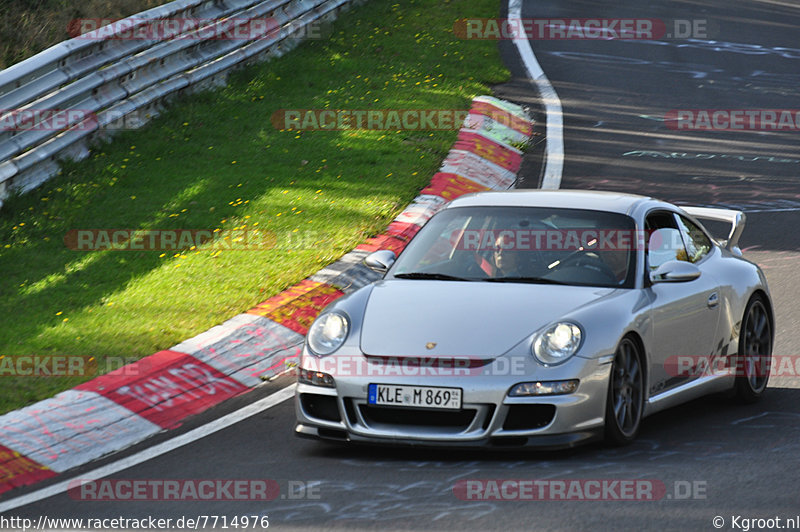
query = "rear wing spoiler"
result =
(679, 206, 746, 256)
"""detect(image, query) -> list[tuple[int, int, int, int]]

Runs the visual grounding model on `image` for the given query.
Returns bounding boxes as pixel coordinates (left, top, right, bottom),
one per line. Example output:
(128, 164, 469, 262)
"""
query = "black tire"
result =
(604, 336, 645, 446)
(734, 296, 772, 403)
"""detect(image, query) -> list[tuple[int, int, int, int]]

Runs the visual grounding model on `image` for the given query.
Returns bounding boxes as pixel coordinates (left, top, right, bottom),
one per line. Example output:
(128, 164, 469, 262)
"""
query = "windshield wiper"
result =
(393, 272, 473, 281)
(483, 276, 569, 285)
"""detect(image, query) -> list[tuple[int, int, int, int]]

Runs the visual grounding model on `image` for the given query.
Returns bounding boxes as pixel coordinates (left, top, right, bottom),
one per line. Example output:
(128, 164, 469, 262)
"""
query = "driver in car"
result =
(492, 234, 526, 277)
(596, 248, 630, 284)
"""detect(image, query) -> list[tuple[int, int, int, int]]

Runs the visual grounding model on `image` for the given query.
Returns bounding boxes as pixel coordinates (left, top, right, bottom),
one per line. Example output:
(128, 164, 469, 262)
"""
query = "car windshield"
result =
(388, 206, 637, 288)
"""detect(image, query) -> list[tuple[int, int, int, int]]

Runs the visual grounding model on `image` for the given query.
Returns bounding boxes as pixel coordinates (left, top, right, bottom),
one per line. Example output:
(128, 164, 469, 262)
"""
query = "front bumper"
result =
(294, 350, 613, 449)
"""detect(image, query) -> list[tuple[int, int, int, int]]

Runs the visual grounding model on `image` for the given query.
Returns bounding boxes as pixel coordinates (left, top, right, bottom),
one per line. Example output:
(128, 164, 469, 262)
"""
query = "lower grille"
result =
(358, 404, 476, 430)
(503, 404, 556, 430)
(300, 393, 341, 423)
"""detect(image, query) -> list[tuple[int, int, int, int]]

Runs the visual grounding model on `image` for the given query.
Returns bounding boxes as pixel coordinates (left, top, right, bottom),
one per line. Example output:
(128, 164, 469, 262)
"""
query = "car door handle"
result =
(707, 292, 719, 308)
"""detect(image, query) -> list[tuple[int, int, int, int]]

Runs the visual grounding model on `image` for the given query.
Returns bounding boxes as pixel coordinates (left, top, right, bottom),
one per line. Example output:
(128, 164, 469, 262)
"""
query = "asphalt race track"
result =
(4, 0, 800, 530)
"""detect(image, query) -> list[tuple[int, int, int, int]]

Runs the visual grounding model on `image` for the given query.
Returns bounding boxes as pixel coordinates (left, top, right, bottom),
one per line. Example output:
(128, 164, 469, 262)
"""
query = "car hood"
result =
(359, 280, 616, 357)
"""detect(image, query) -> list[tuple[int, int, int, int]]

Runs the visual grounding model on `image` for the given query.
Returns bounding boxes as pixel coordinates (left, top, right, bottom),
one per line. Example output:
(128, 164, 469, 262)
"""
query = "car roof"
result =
(445, 189, 662, 216)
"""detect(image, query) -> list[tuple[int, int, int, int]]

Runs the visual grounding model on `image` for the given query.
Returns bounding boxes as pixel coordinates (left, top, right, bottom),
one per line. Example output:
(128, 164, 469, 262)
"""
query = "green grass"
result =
(0, 0, 509, 414)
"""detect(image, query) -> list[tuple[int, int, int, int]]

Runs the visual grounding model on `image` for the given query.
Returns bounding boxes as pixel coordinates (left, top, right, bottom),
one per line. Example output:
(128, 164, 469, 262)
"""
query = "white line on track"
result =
(508, 0, 563, 189)
(0, 386, 295, 513)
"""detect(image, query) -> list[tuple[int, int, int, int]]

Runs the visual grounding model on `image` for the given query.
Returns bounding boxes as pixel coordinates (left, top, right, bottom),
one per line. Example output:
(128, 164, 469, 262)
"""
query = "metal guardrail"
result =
(0, 0, 359, 208)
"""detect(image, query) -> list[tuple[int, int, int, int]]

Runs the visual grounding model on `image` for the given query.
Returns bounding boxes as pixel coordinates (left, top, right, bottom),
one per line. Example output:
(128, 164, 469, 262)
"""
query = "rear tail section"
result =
(679, 206, 746, 256)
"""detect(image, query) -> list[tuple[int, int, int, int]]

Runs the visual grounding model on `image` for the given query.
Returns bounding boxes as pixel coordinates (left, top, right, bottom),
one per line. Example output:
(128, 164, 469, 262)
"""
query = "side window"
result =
(645, 212, 688, 271)
(676, 215, 712, 263)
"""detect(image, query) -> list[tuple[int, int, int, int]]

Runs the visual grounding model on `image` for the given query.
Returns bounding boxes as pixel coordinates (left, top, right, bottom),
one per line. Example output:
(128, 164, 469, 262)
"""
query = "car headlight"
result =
(532, 322, 582, 365)
(307, 312, 349, 356)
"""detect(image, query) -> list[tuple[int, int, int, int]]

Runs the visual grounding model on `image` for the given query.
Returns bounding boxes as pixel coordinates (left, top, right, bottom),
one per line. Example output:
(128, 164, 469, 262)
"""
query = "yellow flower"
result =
(56, 311, 63, 316)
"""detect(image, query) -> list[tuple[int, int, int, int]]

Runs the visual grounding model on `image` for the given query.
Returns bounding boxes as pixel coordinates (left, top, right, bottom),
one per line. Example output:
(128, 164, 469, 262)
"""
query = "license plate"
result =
(368, 384, 462, 409)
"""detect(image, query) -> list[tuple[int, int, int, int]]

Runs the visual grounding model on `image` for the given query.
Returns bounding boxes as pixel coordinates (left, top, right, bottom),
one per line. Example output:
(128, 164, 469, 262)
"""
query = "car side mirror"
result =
(650, 260, 701, 283)
(364, 249, 396, 273)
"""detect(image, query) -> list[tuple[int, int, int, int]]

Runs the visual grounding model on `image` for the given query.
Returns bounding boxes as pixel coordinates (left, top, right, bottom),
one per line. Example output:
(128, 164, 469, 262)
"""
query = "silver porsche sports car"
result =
(294, 190, 774, 448)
